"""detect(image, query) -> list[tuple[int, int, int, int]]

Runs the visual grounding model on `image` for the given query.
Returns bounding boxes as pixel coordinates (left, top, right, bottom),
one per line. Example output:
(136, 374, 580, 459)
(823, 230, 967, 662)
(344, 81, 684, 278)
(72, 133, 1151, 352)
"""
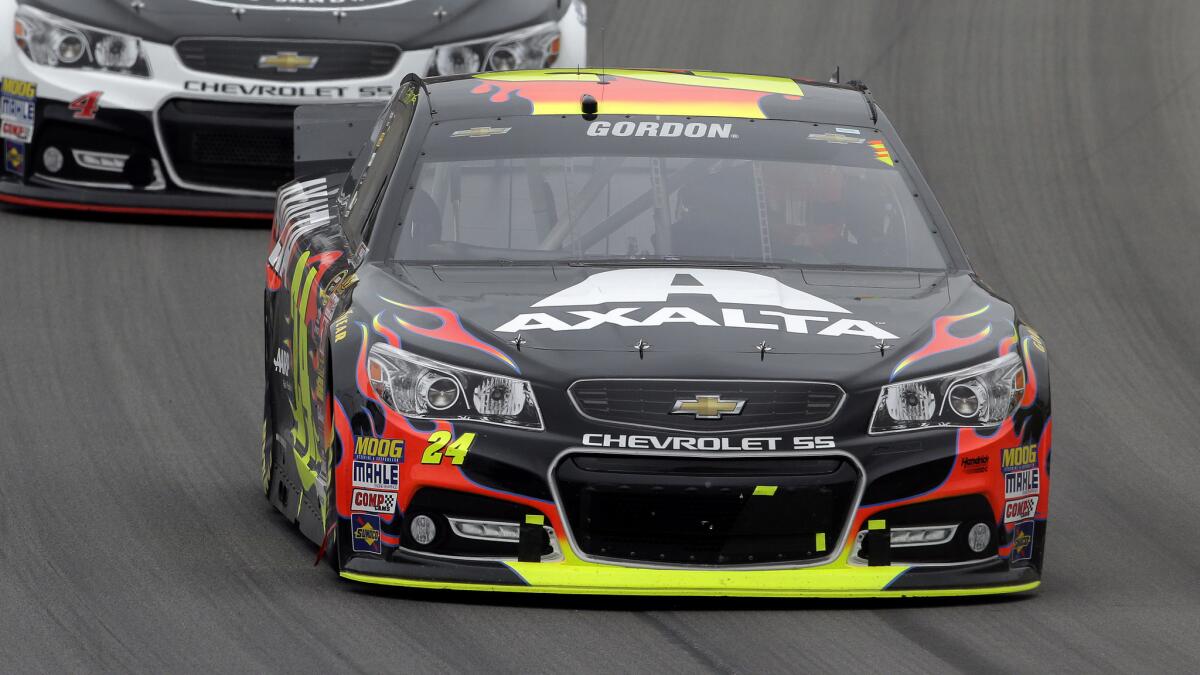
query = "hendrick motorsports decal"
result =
(496, 268, 899, 340)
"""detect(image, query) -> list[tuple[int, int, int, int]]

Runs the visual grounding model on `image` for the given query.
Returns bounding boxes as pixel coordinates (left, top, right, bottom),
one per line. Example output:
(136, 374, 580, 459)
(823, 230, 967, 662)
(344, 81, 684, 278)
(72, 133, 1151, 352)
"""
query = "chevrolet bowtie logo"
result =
(671, 395, 746, 419)
(258, 51, 319, 73)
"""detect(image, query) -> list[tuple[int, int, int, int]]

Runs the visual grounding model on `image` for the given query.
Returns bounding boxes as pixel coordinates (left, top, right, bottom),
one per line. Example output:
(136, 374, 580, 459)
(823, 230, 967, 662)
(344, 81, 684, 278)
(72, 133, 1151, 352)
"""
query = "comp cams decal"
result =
(352, 488, 397, 515)
(0, 119, 31, 143)
(496, 268, 898, 340)
(1003, 496, 1038, 523)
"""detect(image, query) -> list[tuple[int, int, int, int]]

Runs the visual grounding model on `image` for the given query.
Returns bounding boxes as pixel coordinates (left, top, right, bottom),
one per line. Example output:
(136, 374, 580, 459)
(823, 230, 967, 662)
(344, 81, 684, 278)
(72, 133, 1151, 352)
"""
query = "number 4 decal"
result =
(69, 91, 103, 120)
(421, 431, 475, 465)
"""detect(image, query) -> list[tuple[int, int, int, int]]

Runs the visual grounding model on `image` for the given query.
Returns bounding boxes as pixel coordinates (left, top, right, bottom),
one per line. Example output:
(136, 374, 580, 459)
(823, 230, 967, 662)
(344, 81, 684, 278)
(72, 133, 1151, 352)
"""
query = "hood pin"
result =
(756, 340, 774, 361)
(633, 339, 652, 359)
(509, 333, 527, 352)
(875, 340, 893, 357)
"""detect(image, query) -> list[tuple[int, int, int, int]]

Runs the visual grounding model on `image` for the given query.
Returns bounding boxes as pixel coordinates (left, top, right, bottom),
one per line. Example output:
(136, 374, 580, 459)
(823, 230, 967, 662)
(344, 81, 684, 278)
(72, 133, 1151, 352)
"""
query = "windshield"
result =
(380, 116, 948, 269)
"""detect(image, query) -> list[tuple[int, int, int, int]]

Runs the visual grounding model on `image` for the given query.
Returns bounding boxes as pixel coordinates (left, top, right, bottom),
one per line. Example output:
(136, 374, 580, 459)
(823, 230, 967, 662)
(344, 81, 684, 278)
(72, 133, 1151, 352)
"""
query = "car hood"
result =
(24, 0, 564, 47)
(358, 263, 988, 359)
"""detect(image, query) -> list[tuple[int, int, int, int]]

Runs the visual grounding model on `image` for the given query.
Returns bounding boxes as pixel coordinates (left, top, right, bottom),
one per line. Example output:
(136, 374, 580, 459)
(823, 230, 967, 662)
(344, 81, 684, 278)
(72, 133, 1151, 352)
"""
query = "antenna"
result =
(599, 27, 607, 82)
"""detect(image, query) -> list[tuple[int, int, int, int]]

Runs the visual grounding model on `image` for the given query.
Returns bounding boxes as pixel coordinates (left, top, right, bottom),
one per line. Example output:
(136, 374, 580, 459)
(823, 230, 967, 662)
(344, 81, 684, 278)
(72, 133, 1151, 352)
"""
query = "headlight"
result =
(869, 352, 1025, 434)
(14, 6, 150, 77)
(430, 22, 560, 76)
(367, 343, 542, 430)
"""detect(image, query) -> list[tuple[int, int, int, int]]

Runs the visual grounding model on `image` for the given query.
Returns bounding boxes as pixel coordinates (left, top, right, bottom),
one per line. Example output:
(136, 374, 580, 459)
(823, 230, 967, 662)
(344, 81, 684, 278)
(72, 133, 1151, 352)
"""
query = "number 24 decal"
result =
(421, 431, 475, 465)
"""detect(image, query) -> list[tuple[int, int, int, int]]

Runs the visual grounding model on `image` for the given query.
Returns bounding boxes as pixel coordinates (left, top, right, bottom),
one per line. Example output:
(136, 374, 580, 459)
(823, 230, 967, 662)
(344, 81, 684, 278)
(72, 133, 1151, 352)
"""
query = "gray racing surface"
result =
(3, 1, 1199, 671)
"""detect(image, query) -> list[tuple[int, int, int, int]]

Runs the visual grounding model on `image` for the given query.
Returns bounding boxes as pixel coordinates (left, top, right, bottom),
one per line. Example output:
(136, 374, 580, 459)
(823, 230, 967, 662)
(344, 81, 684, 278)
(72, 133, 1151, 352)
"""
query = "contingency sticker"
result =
(352, 460, 400, 491)
(1002, 442, 1040, 499)
(1003, 496, 1038, 523)
(1011, 520, 1035, 562)
(1, 78, 35, 164)
(354, 436, 404, 462)
(351, 513, 382, 554)
(4, 139, 24, 176)
(352, 488, 397, 515)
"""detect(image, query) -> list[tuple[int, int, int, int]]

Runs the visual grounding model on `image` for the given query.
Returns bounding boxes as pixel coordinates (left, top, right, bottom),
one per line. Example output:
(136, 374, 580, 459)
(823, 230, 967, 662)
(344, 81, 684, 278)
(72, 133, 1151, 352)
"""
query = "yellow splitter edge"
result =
(341, 564, 1040, 598)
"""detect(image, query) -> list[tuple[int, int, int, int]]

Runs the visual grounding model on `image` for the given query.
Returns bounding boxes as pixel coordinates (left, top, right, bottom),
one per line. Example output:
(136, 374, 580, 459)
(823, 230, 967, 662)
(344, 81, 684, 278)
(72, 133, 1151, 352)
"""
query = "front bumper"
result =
(329, 422, 1050, 597)
(340, 550, 1041, 598)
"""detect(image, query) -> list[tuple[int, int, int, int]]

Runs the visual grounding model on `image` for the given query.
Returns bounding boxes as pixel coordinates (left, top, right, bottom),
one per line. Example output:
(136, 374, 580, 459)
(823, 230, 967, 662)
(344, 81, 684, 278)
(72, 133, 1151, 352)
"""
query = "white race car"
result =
(0, 0, 586, 218)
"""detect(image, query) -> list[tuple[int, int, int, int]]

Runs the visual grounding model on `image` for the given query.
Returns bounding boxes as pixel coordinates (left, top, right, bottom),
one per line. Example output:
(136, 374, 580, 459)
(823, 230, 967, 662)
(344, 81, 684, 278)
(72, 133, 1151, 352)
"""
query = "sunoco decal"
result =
(352, 513, 382, 554)
(496, 268, 898, 340)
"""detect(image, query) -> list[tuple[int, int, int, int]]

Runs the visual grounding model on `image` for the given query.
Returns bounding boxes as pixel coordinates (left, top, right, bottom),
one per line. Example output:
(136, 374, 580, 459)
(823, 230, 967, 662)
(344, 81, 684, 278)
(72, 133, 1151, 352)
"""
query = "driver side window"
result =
(339, 83, 418, 245)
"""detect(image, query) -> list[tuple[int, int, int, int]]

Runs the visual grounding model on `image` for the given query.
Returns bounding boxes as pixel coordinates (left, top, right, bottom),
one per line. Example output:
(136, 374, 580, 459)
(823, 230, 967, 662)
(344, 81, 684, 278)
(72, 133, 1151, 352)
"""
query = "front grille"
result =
(158, 99, 294, 192)
(569, 379, 844, 432)
(555, 454, 860, 566)
(175, 39, 400, 81)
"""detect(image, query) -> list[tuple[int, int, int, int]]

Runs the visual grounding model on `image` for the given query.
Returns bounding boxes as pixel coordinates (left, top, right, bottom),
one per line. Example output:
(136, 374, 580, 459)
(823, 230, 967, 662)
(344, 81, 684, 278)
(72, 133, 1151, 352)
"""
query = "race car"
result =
(262, 68, 1052, 597)
(0, 0, 585, 218)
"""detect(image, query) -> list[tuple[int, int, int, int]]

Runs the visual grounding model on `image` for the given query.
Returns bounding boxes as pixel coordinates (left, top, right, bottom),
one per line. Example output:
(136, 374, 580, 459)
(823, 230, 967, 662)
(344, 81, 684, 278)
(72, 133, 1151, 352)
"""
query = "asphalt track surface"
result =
(3, 1, 1200, 671)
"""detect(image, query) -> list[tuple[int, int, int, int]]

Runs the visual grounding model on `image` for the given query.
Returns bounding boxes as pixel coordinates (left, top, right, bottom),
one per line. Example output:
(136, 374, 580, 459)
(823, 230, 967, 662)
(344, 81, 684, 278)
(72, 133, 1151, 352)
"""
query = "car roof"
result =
(421, 68, 878, 127)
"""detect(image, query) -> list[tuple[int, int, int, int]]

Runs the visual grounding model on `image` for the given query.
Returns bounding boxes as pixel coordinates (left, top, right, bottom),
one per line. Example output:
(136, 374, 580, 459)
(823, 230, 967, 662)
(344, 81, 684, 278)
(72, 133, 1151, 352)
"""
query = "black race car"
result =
(0, 0, 585, 218)
(262, 69, 1051, 597)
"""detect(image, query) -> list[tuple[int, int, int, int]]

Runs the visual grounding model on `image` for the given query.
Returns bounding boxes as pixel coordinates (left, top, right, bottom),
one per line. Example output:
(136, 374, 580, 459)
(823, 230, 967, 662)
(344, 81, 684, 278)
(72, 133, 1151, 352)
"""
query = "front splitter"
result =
(341, 552, 1040, 598)
(0, 178, 273, 219)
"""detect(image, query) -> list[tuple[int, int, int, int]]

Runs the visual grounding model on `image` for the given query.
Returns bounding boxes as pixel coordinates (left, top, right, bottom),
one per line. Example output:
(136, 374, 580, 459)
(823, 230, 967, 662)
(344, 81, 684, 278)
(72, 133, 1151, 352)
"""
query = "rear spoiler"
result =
(293, 101, 386, 179)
